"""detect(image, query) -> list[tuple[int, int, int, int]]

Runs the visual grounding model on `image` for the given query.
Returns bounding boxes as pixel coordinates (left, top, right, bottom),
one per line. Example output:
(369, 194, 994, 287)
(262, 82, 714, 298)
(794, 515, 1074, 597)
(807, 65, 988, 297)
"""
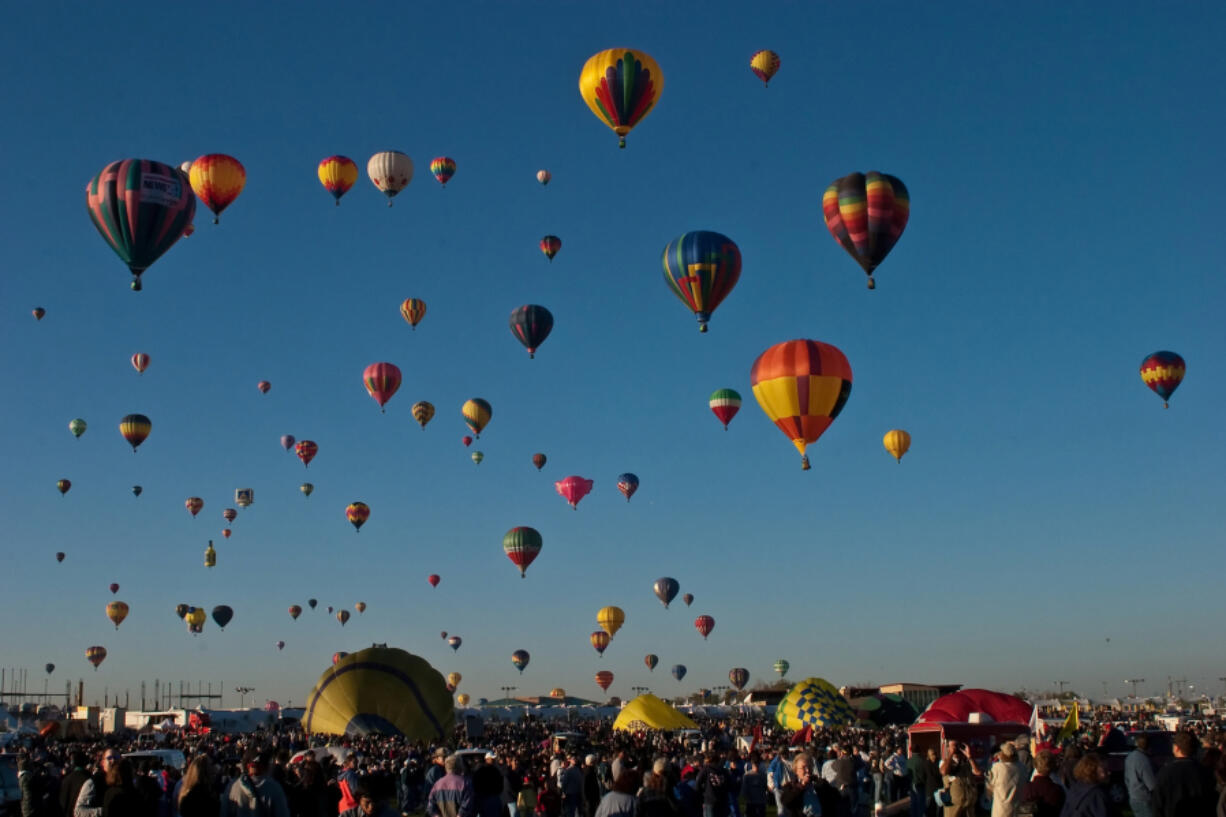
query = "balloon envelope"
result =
(579, 49, 663, 148)
(119, 414, 152, 451)
(555, 476, 594, 509)
(363, 362, 402, 410)
(509, 305, 554, 358)
(401, 298, 427, 329)
(644, 654, 658, 671)
(367, 151, 414, 204)
(749, 50, 781, 86)
(532, 453, 547, 470)
(883, 429, 911, 462)
(653, 577, 679, 607)
(616, 473, 639, 502)
(822, 171, 910, 289)
(318, 155, 358, 204)
(709, 389, 742, 430)
(212, 605, 233, 629)
(776, 677, 855, 731)
(729, 668, 750, 690)
(671, 665, 686, 682)
(189, 154, 246, 223)
(750, 339, 852, 471)
(594, 670, 614, 692)
(503, 527, 542, 577)
(661, 231, 742, 332)
(1140, 351, 1185, 407)
(597, 606, 625, 637)
(461, 399, 492, 437)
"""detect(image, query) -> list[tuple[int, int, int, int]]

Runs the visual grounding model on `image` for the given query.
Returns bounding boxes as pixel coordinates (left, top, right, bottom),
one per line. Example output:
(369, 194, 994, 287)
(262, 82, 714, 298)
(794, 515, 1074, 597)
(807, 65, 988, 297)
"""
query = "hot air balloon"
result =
(694, 615, 715, 639)
(55, 552, 65, 563)
(44, 663, 54, 675)
(363, 362, 402, 412)
(537, 170, 551, 186)
(355, 602, 366, 614)
(428, 574, 441, 588)
(308, 599, 317, 609)
(462, 399, 492, 437)
(749, 50, 781, 86)
(337, 609, 350, 626)
(729, 668, 749, 690)
(883, 429, 911, 463)
(185, 497, 204, 517)
(222, 508, 237, 524)
(86, 159, 196, 290)
(300, 483, 314, 498)
(644, 654, 659, 672)
(773, 659, 790, 678)
(106, 601, 129, 629)
(448, 636, 461, 651)
(1140, 351, 1186, 408)
(222, 529, 232, 539)
(188, 154, 246, 224)
(401, 298, 426, 330)
(367, 151, 414, 205)
(175, 604, 190, 620)
(109, 583, 119, 595)
(509, 305, 554, 358)
(276, 641, 286, 651)
(447, 672, 462, 688)
(579, 49, 663, 148)
(594, 670, 614, 692)
(709, 389, 742, 430)
(471, 451, 484, 465)
(653, 577, 679, 608)
(346, 502, 370, 532)
(511, 650, 530, 673)
(33, 307, 45, 320)
(131, 485, 142, 497)
(682, 593, 694, 607)
(304, 646, 454, 739)
(616, 473, 639, 502)
(822, 172, 910, 289)
(671, 665, 686, 682)
(69, 418, 87, 438)
(661, 231, 742, 333)
(212, 605, 233, 630)
(257, 381, 271, 394)
(131, 353, 150, 374)
(204, 541, 216, 568)
(119, 414, 152, 452)
(332, 651, 348, 664)
(555, 476, 594, 509)
(296, 440, 318, 468)
(430, 157, 456, 188)
(776, 677, 855, 731)
(289, 605, 302, 620)
(751, 339, 853, 471)
(532, 453, 547, 470)
(597, 606, 625, 638)
(590, 631, 611, 656)
(56, 479, 71, 496)
(550, 688, 566, 699)
(86, 646, 107, 670)
(461, 436, 473, 447)
(318, 155, 358, 205)
(503, 527, 543, 578)
(281, 434, 296, 451)
(440, 631, 447, 639)
(456, 693, 470, 707)
(539, 236, 562, 262)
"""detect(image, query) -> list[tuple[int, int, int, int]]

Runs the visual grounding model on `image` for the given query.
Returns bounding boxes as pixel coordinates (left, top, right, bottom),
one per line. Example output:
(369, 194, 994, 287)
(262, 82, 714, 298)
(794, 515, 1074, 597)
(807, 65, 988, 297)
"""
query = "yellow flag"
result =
(1057, 700, 1080, 742)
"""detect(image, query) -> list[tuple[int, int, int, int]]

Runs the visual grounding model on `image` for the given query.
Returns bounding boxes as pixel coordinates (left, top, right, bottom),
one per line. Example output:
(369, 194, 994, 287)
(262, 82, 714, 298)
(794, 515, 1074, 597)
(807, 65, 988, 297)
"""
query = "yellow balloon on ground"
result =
(776, 677, 854, 731)
(579, 49, 664, 148)
(883, 429, 911, 462)
(597, 605, 625, 637)
(303, 646, 454, 739)
(613, 693, 697, 731)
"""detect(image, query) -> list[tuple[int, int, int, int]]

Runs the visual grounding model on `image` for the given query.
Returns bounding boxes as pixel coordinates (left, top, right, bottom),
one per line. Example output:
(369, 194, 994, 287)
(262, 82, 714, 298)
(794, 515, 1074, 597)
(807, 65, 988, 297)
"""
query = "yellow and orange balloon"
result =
(597, 606, 625, 637)
(750, 340, 853, 471)
(188, 154, 245, 224)
(318, 155, 358, 205)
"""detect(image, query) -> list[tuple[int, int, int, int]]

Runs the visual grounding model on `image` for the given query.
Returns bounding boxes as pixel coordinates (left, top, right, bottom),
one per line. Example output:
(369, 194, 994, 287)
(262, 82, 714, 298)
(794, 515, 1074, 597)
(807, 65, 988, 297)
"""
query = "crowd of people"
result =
(6, 713, 1226, 817)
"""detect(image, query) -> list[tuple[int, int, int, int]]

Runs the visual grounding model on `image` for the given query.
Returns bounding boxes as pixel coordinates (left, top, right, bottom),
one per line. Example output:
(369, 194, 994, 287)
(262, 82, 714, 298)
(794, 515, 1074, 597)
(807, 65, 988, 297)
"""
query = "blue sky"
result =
(1, 1, 1223, 710)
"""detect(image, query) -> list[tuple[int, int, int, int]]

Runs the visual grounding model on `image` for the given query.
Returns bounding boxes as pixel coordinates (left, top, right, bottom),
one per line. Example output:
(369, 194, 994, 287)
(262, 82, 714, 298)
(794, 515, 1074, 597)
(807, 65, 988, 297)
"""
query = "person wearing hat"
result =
(221, 748, 290, 817)
(582, 755, 601, 817)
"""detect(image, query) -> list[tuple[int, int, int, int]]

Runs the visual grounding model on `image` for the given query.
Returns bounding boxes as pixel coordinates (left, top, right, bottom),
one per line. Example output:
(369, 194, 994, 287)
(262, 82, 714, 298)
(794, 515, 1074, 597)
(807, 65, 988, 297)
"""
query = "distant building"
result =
(480, 695, 602, 707)
(839, 683, 963, 713)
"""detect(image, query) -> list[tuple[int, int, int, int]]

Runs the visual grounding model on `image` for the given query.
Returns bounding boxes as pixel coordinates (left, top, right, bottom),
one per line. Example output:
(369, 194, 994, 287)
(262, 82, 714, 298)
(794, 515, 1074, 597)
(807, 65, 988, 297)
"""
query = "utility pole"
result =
(1054, 680, 1070, 696)
(1125, 678, 1145, 698)
(499, 686, 517, 701)
(234, 686, 254, 707)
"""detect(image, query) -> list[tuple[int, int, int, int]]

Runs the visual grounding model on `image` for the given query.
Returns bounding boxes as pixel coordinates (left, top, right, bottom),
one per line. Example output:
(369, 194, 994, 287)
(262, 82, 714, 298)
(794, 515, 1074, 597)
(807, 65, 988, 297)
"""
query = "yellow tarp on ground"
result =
(613, 693, 698, 731)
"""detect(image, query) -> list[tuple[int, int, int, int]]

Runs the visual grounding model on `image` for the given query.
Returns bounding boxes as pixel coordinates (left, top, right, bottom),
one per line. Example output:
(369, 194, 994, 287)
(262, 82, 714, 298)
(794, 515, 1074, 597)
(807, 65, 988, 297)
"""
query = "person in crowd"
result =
(583, 756, 602, 817)
(558, 755, 585, 817)
(61, 751, 93, 817)
(102, 758, 144, 817)
(986, 743, 1025, 817)
(1151, 732, 1215, 817)
(639, 770, 676, 817)
(939, 741, 981, 817)
(884, 746, 909, 805)
(76, 747, 121, 817)
(1124, 735, 1156, 817)
(426, 750, 450, 792)
(473, 756, 509, 817)
(695, 752, 730, 817)
(340, 783, 399, 817)
(907, 747, 941, 817)
(1019, 751, 1064, 817)
(593, 771, 640, 817)
(1057, 754, 1110, 817)
(767, 748, 795, 817)
(220, 749, 290, 817)
(778, 752, 821, 817)
(739, 756, 766, 817)
(428, 755, 476, 817)
(178, 755, 220, 817)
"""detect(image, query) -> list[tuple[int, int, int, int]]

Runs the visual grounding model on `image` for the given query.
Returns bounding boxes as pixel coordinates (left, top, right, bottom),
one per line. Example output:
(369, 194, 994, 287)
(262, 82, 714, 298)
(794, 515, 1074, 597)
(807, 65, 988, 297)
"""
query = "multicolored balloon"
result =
(671, 664, 686, 682)
(471, 451, 484, 465)
(56, 479, 71, 496)
(222, 508, 237, 524)
(86, 159, 196, 290)
(32, 307, 45, 321)
(579, 49, 663, 148)
(532, 453, 547, 470)
(694, 614, 715, 640)
(590, 631, 611, 656)
(367, 151, 414, 205)
(503, 526, 543, 578)
(412, 401, 435, 429)
(509, 305, 554, 359)
(119, 414, 151, 452)
(1140, 351, 1186, 408)
(300, 483, 314, 498)
(883, 429, 911, 463)
(661, 231, 742, 332)
(69, 418, 87, 438)
(556, 476, 594, 509)
(729, 667, 750, 690)
(773, 659, 790, 678)
(750, 339, 852, 470)
(462, 398, 492, 437)
(644, 654, 658, 671)
(363, 362, 402, 412)
(594, 670, 614, 692)
(131, 353, 150, 374)
(539, 235, 561, 262)
(448, 636, 462, 651)
(86, 646, 107, 670)
(709, 389, 742, 430)
(749, 50, 781, 87)
(106, 601, 129, 630)
(401, 298, 426, 330)
(822, 172, 910, 289)
(616, 473, 639, 502)
(337, 609, 350, 626)
(289, 605, 302, 620)
(536, 170, 551, 186)
(511, 649, 530, 673)
(318, 155, 358, 205)
(295, 440, 318, 468)
(346, 502, 370, 532)
(430, 157, 456, 187)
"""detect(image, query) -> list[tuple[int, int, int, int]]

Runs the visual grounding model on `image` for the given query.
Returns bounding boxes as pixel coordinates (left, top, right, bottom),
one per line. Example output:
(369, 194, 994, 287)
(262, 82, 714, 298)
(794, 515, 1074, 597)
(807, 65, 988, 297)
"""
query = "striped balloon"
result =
(188, 154, 246, 224)
(131, 353, 150, 374)
(503, 526, 542, 578)
(462, 398, 492, 437)
(822, 171, 909, 289)
(430, 157, 456, 187)
(509, 305, 554, 358)
(318, 155, 358, 205)
(709, 388, 742, 430)
(362, 362, 402, 411)
(579, 49, 664, 149)
(1139, 351, 1185, 408)
(412, 401, 435, 430)
(85, 159, 196, 290)
(401, 298, 426, 329)
(750, 340, 852, 471)
(661, 231, 742, 332)
(540, 235, 562, 262)
(119, 414, 152, 452)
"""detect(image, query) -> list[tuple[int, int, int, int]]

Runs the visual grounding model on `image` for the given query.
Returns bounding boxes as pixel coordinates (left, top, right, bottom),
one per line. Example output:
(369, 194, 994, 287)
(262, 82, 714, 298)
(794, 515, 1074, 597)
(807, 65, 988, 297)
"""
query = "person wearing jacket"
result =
(427, 755, 476, 817)
(220, 749, 290, 817)
(1151, 732, 1215, 817)
(75, 748, 122, 817)
(340, 783, 399, 817)
(1124, 737, 1156, 817)
(1057, 755, 1110, 817)
(61, 751, 93, 817)
(1019, 751, 1064, 817)
(985, 744, 1025, 817)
